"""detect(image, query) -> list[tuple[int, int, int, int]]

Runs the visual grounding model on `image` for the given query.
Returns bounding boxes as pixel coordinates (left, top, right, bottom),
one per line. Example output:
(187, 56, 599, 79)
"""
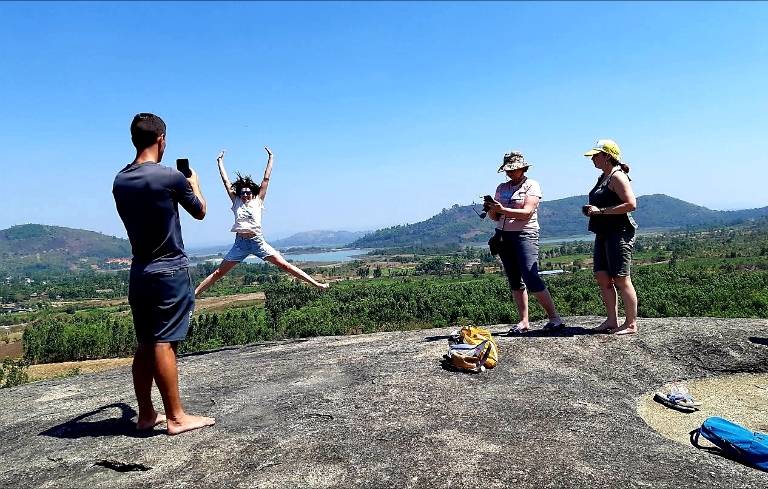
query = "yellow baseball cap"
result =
(584, 139, 622, 162)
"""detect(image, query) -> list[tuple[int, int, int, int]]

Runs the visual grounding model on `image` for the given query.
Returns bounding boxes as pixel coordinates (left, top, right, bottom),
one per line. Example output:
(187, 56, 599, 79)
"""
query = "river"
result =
(196, 248, 370, 265)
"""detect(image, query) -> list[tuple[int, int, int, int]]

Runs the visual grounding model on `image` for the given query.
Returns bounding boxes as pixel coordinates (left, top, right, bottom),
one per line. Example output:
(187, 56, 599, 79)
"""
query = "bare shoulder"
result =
(610, 170, 631, 186)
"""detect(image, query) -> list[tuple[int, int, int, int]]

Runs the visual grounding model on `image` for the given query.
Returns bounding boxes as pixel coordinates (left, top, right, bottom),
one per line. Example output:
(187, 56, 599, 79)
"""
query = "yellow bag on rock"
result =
(444, 325, 499, 373)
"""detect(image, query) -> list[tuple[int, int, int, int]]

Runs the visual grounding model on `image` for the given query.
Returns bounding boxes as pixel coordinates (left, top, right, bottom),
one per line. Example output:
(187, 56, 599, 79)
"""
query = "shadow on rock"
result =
(423, 334, 451, 343)
(39, 402, 163, 439)
(492, 326, 597, 338)
(748, 337, 768, 347)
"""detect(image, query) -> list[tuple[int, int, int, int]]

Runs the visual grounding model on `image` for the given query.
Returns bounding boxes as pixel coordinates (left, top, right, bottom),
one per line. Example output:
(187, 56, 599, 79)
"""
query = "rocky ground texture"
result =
(1, 316, 768, 488)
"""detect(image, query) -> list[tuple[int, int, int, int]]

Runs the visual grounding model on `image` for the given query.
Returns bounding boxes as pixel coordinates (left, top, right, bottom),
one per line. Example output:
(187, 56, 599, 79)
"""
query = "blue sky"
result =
(1, 1, 766, 247)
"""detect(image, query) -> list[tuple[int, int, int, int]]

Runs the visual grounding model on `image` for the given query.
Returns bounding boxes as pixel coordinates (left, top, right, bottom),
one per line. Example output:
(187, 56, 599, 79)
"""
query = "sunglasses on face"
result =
(240, 190, 252, 196)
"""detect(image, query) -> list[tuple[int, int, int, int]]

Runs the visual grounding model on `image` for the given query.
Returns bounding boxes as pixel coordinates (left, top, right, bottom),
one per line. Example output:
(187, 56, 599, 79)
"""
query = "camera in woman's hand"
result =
(582, 205, 591, 216)
(483, 195, 494, 212)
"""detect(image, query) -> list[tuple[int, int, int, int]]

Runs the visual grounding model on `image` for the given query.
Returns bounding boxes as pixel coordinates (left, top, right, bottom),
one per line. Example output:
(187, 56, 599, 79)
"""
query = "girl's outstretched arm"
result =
(217, 150, 236, 204)
(258, 146, 273, 201)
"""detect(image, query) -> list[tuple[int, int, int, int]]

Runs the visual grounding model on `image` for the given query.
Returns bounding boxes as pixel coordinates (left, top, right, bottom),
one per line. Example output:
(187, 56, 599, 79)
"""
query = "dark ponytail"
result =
(608, 156, 630, 174)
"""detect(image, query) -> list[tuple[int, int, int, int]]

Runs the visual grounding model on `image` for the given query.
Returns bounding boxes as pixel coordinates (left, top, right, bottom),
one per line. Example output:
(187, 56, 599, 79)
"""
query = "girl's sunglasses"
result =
(240, 190, 252, 196)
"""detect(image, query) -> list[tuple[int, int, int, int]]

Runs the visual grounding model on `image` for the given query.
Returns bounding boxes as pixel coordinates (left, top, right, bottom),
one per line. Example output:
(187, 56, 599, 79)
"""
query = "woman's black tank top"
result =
(587, 169, 638, 234)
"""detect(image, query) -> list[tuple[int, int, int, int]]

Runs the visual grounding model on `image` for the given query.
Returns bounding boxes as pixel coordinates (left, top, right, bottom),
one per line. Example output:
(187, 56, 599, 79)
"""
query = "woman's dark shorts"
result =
(128, 267, 194, 343)
(593, 230, 636, 277)
(497, 230, 547, 293)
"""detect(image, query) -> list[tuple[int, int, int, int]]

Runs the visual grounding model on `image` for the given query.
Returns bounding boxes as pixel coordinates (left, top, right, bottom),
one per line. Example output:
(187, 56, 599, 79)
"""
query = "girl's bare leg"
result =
(195, 260, 239, 297)
(265, 254, 329, 289)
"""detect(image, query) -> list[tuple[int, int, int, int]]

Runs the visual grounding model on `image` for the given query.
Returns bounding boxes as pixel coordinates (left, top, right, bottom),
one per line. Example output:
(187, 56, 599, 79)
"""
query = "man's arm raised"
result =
(186, 168, 207, 220)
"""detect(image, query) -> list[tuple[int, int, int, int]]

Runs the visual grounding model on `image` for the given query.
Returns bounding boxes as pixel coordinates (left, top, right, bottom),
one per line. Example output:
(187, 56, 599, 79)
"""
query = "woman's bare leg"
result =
(593, 270, 619, 331)
(265, 254, 329, 289)
(195, 260, 239, 297)
(611, 275, 638, 335)
(511, 289, 530, 329)
(531, 289, 562, 324)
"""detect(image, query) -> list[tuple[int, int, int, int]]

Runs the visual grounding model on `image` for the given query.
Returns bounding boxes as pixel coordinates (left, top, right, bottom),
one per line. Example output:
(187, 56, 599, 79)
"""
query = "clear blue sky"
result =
(1, 1, 766, 247)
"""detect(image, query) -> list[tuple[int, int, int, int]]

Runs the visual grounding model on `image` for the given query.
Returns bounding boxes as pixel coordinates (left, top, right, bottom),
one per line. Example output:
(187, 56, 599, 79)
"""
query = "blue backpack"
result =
(690, 417, 768, 472)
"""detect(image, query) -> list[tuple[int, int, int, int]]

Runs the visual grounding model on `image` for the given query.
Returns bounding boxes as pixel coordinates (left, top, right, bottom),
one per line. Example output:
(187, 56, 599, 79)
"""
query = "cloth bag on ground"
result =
(443, 325, 499, 373)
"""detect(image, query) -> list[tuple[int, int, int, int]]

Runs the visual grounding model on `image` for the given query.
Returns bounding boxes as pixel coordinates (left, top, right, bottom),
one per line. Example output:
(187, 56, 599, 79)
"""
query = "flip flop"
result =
(653, 392, 698, 413)
(669, 395, 703, 408)
(542, 322, 565, 332)
(507, 324, 530, 335)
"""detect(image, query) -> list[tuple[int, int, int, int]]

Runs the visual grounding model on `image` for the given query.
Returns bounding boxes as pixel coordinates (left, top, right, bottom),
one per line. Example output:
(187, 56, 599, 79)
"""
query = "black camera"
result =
(475, 195, 495, 219)
(483, 195, 494, 212)
(582, 205, 591, 216)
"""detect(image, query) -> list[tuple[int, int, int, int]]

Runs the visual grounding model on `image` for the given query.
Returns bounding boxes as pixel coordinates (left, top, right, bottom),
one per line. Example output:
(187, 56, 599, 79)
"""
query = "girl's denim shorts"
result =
(224, 234, 279, 262)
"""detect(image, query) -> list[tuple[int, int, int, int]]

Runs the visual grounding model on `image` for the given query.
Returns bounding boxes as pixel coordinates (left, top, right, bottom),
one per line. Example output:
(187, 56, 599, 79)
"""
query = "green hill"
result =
(270, 230, 369, 249)
(5, 194, 768, 274)
(0, 224, 131, 275)
(348, 194, 768, 248)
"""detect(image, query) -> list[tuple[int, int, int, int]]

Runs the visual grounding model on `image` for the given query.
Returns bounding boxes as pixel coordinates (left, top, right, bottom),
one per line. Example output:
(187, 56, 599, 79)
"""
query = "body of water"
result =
(540, 235, 594, 244)
(279, 249, 369, 263)
(196, 248, 369, 265)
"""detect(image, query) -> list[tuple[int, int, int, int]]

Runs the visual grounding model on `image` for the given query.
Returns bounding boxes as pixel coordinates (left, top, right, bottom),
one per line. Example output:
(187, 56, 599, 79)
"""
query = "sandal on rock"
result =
(507, 324, 530, 335)
(653, 392, 699, 413)
(542, 321, 565, 332)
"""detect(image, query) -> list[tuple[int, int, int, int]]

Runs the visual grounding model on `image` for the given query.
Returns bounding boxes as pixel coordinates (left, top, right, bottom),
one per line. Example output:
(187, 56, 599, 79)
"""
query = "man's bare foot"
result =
(136, 412, 167, 430)
(611, 324, 637, 335)
(167, 414, 216, 436)
(591, 320, 618, 333)
(316, 283, 330, 290)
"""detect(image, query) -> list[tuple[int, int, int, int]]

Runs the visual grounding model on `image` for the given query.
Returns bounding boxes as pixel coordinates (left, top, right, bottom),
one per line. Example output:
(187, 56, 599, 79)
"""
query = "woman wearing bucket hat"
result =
(582, 140, 638, 335)
(486, 151, 564, 335)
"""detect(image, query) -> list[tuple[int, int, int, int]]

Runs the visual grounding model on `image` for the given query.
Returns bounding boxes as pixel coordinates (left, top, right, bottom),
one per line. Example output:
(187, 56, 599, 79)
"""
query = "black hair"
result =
(130, 113, 166, 150)
(231, 172, 261, 197)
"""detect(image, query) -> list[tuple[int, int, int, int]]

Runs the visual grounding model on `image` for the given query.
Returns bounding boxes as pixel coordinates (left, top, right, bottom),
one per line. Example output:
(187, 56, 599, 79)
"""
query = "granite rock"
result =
(1, 316, 768, 488)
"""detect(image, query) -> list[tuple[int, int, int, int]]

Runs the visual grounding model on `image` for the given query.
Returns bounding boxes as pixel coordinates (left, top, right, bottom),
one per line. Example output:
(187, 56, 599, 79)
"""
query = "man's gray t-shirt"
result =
(113, 162, 203, 275)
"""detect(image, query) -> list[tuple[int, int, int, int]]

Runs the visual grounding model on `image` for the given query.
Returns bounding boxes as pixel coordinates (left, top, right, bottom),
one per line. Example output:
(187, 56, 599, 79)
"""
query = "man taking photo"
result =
(113, 112, 215, 435)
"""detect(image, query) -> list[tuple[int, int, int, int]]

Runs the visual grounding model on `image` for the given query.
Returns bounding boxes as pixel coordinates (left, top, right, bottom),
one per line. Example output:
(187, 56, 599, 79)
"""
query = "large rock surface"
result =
(2, 316, 768, 488)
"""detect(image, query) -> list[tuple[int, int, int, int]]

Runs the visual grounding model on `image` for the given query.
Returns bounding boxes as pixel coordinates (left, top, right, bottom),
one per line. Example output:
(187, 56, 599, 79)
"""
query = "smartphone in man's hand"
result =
(483, 195, 495, 203)
(176, 158, 192, 178)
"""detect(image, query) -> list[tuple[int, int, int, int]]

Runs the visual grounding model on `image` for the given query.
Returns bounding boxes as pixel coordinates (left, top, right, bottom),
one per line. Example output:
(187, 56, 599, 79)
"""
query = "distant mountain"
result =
(348, 194, 768, 248)
(0, 224, 131, 275)
(346, 204, 497, 249)
(270, 230, 369, 249)
(5, 194, 768, 274)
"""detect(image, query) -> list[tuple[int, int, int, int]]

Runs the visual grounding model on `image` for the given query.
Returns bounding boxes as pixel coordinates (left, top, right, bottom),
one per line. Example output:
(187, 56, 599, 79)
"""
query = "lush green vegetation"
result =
(18, 264, 768, 366)
(0, 357, 29, 388)
(3, 218, 768, 390)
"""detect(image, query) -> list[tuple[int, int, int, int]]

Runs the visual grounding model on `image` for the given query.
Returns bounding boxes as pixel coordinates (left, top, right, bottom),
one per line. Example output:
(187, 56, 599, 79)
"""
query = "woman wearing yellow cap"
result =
(486, 151, 564, 335)
(582, 140, 638, 335)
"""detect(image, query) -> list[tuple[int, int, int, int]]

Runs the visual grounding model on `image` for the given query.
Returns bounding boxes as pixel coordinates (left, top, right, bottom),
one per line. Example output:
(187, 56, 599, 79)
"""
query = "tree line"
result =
(19, 261, 768, 368)
(9, 219, 768, 380)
